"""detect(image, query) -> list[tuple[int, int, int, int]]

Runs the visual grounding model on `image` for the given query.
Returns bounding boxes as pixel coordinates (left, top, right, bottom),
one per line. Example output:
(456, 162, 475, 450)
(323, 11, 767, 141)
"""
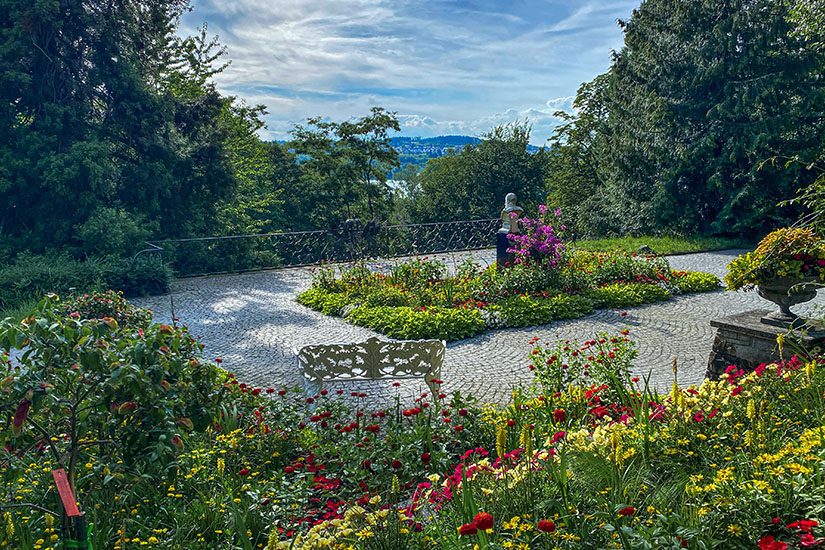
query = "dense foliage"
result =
(545, 0, 825, 238)
(3, 294, 825, 549)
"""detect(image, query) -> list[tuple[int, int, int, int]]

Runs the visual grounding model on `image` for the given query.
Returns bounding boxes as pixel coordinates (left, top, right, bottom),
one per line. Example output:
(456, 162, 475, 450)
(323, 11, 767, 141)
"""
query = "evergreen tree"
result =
(0, 0, 265, 255)
(602, 0, 825, 236)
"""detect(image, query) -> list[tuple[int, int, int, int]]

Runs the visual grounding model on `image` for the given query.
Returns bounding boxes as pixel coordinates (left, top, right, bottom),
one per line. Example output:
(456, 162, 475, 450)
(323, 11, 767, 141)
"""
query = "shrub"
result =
(296, 287, 355, 315)
(346, 305, 486, 341)
(0, 252, 170, 312)
(506, 205, 567, 266)
(0, 293, 231, 535)
(671, 270, 720, 293)
(300, 253, 717, 342)
(75, 206, 157, 257)
(62, 289, 153, 329)
(489, 294, 593, 328)
(583, 282, 671, 308)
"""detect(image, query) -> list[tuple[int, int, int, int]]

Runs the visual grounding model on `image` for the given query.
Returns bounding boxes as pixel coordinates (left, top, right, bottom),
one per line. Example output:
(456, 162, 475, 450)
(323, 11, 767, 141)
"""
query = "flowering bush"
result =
(725, 227, 825, 291)
(506, 205, 567, 266)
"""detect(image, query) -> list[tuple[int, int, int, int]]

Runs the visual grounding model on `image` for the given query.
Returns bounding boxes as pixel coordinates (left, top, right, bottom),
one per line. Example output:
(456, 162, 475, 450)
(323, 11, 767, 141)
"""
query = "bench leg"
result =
(302, 378, 322, 412)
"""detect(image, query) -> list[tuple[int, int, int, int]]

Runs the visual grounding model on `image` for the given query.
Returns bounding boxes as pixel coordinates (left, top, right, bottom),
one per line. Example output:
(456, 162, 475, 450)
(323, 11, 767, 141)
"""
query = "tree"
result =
(414, 122, 547, 222)
(0, 0, 268, 256)
(545, 74, 612, 237)
(599, 0, 825, 237)
(287, 108, 401, 229)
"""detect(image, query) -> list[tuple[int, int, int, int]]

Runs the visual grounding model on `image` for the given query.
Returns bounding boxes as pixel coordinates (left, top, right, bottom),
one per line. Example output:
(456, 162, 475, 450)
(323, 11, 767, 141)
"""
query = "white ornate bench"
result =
(294, 337, 445, 397)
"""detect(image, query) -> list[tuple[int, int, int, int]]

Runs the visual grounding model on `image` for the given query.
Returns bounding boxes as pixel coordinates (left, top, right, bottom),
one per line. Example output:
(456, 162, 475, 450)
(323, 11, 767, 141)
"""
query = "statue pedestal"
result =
(706, 310, 825, 380)
(496, 232, 512, 268)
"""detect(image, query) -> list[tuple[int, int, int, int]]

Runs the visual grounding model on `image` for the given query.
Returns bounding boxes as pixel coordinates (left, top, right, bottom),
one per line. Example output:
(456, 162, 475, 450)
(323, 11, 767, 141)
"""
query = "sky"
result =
(179, 1, 639, 145)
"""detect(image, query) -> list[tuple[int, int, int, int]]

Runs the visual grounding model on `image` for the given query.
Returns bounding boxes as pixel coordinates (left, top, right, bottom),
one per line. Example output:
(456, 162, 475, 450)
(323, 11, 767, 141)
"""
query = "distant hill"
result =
(279, 135, 541, 173)
(390, 135, 541, 171)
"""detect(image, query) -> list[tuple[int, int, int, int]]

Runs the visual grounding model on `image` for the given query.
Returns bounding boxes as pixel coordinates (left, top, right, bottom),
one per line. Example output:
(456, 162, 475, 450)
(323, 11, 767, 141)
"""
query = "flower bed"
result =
(298, 247, 720, 341)
(4, 294, 824, 550)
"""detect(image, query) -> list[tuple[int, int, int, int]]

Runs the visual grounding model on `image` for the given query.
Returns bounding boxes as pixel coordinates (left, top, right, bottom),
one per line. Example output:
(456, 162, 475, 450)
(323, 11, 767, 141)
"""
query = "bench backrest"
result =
(296, 336, 445, 385)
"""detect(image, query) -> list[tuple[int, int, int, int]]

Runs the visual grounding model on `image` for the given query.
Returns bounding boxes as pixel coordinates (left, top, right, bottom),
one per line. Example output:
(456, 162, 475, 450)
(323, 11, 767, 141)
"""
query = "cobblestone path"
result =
(134, 250, 825, 407)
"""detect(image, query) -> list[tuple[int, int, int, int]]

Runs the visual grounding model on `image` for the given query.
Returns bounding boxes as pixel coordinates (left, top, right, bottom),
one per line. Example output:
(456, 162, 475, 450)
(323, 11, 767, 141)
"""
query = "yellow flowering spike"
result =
(265, 526, 279, 550)
(776, 333, 784, 359)
(217, 457, 225, 475)
(520, 424, 533, 458)
(497, 424, 507, 458)
(4, 512, 13, 538)
(392, 475, 400, 494)
(747, 399, 756, 422)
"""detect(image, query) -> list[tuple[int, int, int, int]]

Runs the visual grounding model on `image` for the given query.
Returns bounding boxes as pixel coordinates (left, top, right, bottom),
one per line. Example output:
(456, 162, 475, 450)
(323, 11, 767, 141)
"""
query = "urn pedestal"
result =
(706, 310, 825, 380)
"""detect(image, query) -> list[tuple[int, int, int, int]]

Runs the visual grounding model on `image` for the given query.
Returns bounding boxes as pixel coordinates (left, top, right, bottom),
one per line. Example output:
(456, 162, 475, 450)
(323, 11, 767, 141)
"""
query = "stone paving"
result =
(133, 249, 825, 407)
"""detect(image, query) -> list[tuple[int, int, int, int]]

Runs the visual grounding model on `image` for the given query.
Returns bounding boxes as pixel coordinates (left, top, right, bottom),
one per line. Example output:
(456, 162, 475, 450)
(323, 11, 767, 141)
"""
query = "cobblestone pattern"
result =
(133, 250, 825, 408)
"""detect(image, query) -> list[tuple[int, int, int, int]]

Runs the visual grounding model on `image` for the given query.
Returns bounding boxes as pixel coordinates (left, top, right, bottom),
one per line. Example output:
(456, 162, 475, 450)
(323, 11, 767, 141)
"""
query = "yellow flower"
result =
(727, 524, 743, 537)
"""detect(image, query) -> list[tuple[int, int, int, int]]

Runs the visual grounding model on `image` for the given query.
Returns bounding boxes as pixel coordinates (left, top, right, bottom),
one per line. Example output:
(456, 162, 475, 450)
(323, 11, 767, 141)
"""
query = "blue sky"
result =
(179, 1, 639, 145)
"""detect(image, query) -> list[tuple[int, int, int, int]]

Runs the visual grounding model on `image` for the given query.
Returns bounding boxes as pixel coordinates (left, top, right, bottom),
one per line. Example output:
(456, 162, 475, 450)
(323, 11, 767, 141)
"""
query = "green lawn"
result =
(573, 234, 750, 255)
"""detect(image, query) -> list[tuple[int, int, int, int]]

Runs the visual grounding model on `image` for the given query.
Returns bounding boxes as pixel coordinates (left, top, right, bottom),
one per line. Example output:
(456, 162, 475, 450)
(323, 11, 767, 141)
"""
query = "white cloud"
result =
(180, 0, 638, 144)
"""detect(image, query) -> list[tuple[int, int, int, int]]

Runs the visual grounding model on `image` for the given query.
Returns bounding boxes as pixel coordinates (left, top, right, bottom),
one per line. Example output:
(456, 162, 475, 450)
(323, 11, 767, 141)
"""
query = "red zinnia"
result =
(537, 519, 555, 533)
(473, 512, 494, 530)
(238, 468, 250, 476)
(758, 536, 788, 550)
(553, 409, 566, 422)
(618, 507, 635, 517)
(457, 523, 478, 536)
(421, 452, 431, 464)
(392, 459, 403, 469)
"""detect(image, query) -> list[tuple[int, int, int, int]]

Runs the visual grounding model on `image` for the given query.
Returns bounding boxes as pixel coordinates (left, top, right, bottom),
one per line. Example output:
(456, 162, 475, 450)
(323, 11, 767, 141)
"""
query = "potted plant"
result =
(725, 227, 824, 325)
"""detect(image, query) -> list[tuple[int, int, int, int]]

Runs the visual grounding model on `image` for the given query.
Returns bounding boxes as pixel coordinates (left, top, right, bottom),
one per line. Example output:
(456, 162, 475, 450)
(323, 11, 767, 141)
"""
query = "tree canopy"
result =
(546, 0, 825, 238)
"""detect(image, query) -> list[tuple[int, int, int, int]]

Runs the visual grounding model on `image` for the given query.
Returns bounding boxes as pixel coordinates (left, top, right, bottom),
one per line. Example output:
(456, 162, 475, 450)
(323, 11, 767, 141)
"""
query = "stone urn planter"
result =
(756, 276, 819, 326)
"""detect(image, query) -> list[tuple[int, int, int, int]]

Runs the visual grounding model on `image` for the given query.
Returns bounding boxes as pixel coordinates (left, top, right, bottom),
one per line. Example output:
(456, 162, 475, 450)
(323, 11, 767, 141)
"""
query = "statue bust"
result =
(499, 193, 523, 234)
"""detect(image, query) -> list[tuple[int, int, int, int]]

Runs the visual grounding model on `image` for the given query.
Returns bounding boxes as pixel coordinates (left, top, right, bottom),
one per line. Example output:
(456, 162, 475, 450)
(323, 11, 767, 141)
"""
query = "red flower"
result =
(618, 507, 636, 517)
(537, 519, 555, 533)
(473, 512, 494, 530)
(787, 520, 818, 533)
(278, 389, 287, 396)
(457, 523, 478, 536)
(506, 420, 516, 427)
(758, 536, 788, 550)
(12, 399, 31, 437)
(238, 468, 250, 476)
(801, 534, 823, 547)
(284, 466, 294, 473)
(392, 459, 403, 469)
(421, 452, 431, 464)
(553, 409, 566, 422)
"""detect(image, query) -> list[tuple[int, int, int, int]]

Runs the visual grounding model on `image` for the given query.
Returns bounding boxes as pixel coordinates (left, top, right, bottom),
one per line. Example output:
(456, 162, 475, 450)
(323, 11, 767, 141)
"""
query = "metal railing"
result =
(132, 219, 500, 277)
